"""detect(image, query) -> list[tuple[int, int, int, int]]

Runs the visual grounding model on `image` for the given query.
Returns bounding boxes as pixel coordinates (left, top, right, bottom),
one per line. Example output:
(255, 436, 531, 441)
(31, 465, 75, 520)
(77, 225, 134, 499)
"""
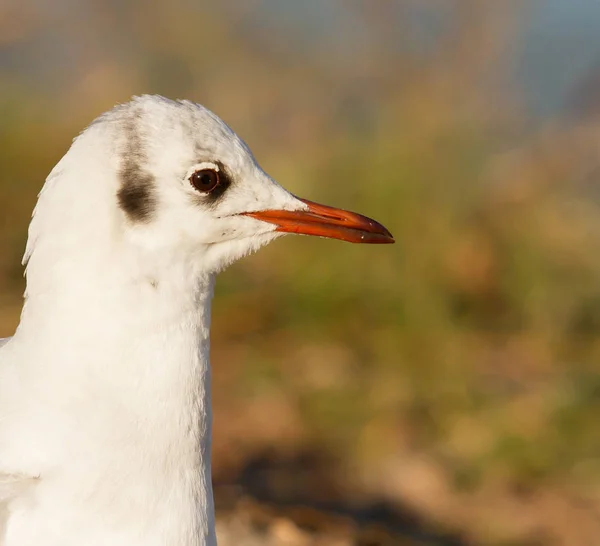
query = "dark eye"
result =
(189, 169, 220, 193)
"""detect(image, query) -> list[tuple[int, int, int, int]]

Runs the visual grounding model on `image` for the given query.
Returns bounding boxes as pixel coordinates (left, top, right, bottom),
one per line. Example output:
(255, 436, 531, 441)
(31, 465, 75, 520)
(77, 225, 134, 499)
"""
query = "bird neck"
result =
(13, 265, 218, 544)
(18, 258, 216, 391)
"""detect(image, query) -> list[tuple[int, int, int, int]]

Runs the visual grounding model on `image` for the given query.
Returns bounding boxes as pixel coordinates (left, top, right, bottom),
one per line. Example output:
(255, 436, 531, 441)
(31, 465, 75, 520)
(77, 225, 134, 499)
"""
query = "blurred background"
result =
(2, 1, 600, 544)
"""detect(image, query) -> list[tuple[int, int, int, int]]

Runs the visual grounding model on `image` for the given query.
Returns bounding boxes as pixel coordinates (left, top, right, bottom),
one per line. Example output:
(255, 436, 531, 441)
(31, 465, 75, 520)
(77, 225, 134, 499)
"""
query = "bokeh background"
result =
(2, 1, 600, 545)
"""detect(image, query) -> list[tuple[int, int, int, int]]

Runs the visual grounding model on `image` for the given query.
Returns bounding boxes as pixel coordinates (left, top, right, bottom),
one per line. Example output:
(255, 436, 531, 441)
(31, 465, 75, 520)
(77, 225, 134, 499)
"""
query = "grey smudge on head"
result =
(117, 111, 157, 223)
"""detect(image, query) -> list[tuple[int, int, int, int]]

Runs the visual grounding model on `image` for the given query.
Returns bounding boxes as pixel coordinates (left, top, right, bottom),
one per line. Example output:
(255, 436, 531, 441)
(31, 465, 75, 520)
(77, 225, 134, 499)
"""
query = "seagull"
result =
(0, 95, 393, 546)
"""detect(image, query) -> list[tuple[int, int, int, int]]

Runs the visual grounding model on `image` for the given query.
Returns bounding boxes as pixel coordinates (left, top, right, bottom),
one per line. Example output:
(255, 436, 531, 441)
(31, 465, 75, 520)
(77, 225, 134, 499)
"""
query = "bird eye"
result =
(189, 169, 220, 193)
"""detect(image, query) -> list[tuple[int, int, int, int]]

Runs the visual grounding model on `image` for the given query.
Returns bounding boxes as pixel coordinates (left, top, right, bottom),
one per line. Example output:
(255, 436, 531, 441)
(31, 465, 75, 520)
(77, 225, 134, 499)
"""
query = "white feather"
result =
(0, 96, 309, 546)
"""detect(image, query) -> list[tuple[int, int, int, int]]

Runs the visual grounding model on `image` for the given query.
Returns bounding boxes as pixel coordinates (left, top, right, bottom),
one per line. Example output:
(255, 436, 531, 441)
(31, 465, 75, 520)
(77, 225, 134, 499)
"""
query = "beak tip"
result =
(367, 220, 395, 244)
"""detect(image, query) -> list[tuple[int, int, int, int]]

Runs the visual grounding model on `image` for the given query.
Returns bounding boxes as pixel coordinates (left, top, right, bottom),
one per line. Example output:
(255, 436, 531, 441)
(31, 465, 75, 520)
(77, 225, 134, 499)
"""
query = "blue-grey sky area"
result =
(2, 0, 600, 120)
(258, 0, 600, 119)
(520, 0, 600, 117)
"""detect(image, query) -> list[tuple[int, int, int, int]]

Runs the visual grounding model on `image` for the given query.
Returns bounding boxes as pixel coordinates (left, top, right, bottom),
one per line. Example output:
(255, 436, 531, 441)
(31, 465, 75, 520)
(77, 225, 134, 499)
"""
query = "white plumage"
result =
(0, 95, 393, 546)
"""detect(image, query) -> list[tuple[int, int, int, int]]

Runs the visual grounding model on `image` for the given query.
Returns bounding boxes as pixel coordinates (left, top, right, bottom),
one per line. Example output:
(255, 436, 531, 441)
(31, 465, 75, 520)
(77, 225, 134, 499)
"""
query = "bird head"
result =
(24, 95, 393, 293)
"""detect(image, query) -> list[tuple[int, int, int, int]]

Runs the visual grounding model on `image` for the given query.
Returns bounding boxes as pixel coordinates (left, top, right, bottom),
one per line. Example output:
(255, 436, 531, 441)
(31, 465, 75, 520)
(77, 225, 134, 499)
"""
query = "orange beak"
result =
(243, 198, 394, 244)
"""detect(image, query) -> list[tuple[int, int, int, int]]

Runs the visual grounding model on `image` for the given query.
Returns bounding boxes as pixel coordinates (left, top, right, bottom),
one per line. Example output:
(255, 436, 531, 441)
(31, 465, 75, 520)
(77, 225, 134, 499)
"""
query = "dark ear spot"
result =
(117, 114, 157, 223)
(118, 167, 156, 222)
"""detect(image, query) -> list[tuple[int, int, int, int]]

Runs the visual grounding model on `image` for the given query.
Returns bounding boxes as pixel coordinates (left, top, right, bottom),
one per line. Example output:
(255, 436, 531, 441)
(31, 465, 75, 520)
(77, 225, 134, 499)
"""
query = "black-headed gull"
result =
(0, 95, 393, 546)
